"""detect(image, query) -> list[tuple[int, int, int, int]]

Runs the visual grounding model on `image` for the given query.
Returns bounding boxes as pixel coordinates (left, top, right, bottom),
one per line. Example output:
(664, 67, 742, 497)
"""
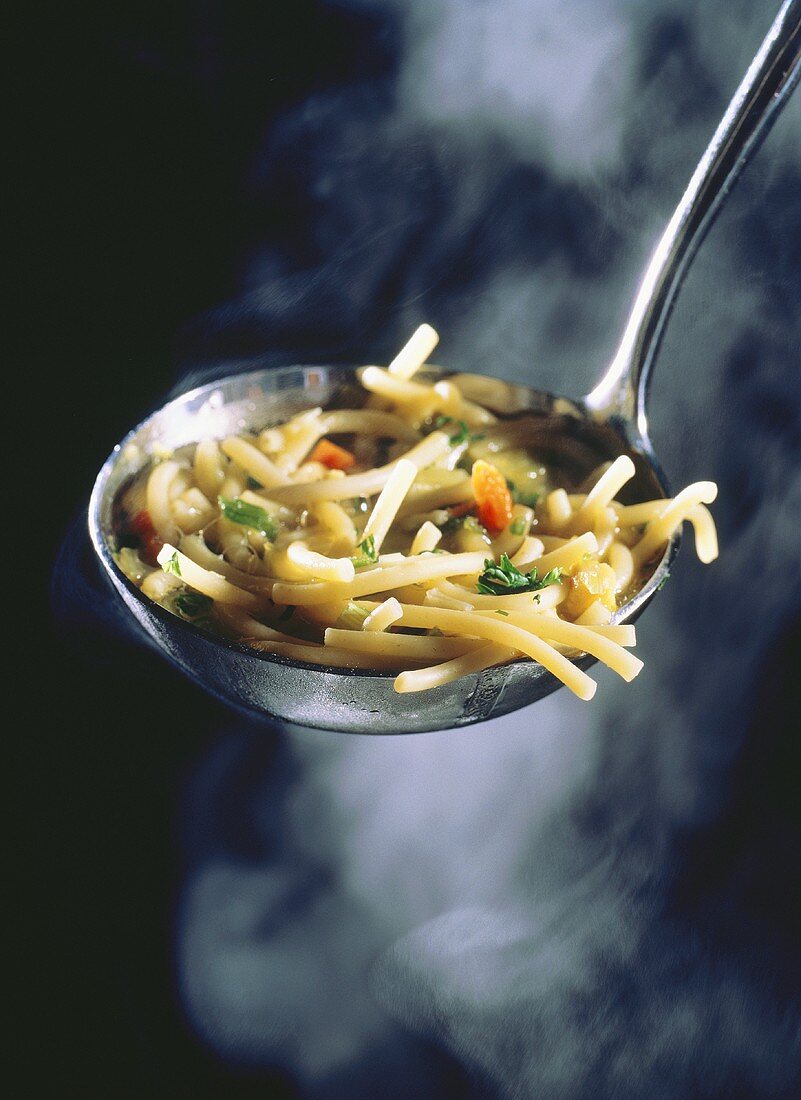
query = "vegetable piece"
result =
(512, 487, 540, 508)
(218, 496, 278, 541)
(334, 601, 369, 630)
(471, 459, 513, 533)
(352, 534, 378, 568)
(170, 591, 215, 629)
(130, 509, 163, 566)
(308, 439, 356, 471)
(562, 561, 618, 617)
(439, 506, 473, 534)
(162, 551, 182, 577)
(476, 553, 562, 598)
(433, 416, 485, 446)
(175, 591, 212, 618)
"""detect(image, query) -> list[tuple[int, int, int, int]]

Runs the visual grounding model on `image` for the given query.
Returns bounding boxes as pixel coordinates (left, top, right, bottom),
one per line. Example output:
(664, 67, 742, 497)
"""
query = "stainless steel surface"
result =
(586, 0, 801, 438)
(88, 2, 800, 733)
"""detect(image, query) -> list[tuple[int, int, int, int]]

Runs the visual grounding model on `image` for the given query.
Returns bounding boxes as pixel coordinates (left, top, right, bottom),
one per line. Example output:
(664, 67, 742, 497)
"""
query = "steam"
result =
(392, 0, 634, 173)
(168, 0, 801, 1095)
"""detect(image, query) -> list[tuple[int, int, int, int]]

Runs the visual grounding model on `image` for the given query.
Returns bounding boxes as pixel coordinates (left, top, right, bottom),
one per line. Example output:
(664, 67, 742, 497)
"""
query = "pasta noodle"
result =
(387, 322, 439, 380)
(112, 324, 718, 701)
(362, 598, 403, 632)
(361, 459, 418, 552)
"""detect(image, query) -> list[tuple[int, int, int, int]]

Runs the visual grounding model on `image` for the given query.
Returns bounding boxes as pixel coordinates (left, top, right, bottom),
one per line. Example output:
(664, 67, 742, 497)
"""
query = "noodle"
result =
(361, 459, 418, 552)
(112, 323, 718, 702)
(409, 521, 442, 555)
(270, 550, 488, 606)
(362, 598, 403, 632)
(387, 323, 439, 380)
(266, 431, 451, 507)
(220, 437, 287, 490)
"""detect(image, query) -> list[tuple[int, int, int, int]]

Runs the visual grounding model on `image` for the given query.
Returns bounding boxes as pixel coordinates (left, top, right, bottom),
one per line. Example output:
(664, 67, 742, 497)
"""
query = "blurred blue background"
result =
(36, 1, 800, 1096)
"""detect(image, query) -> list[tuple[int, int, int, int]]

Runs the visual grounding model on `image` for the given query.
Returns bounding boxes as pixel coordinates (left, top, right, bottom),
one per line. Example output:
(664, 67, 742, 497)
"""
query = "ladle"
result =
(89, 0, 801, 733)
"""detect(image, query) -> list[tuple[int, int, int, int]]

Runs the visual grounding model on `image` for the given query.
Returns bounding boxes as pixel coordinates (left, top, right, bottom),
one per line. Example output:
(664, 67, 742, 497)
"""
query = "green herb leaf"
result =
(433, 415, 486, 446)
(510, 517, 527, 536)
(476, 553, 562, 596)
(511, 485, 540, 507)
(175, 592, 212, 618)
(440, 512, 486, 536)
(162, 551, 182, 577)
(464, 515, 485, 533)
(170, 590, 215, 629)
(218, 496, 278, 541)
(440, 514, 462, 534)
(495, 609, 509, 617)
(352, 534, 378, 568)
(656, 571, 670, 591)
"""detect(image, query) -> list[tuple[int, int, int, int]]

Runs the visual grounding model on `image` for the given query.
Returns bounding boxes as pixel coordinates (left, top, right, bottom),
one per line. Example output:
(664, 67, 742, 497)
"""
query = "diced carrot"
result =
(309, 438, 356, 471)
(130, 509, 163, 566)
(471, 460, 513, 533)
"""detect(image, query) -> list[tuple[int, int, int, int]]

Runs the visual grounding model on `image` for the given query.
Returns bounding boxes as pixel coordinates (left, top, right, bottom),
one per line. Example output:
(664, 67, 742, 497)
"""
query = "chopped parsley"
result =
(656, 572, 671, 591)
(463, 515, 485, 534)
(352, 534, 378, 568)
(171, 591, 214, 629)
(175, 592, 212, 618)
(162, 551, 182, 577)
(476, 553, 562, 597)
(495, 609, 509, 617)
(507, 480, 540, 508)
(433, 416, 486, 446)
(218, 496, 278, 541)
(441, 513, 486, 536)
(509, 517, 527, 536)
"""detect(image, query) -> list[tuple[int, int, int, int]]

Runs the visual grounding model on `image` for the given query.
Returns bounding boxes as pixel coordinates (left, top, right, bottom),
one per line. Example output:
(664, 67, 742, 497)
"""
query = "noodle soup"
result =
(111, 326, 717, 699)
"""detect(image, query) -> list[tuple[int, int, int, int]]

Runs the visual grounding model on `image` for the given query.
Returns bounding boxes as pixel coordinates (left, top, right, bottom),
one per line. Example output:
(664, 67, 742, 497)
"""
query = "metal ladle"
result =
(89, 1, 800, 733)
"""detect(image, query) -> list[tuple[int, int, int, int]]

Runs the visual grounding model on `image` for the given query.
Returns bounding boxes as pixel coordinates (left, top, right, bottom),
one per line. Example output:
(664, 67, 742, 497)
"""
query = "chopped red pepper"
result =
(448, 499, 476, 520)
(308, 438, 356, 471)
(471, 459, 513, 533)
(130, 509, 163, 566)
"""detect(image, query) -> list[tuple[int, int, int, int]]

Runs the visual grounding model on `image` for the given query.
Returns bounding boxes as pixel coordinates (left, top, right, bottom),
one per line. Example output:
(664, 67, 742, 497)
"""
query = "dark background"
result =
(24, 2, 801, 1097)
(30, 5, 395, 1094)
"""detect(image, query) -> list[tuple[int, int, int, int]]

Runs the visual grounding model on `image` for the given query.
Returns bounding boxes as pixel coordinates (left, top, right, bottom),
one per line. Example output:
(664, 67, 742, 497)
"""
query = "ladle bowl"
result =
(89, 366, 676, 732)
(88, 0, 800, 733)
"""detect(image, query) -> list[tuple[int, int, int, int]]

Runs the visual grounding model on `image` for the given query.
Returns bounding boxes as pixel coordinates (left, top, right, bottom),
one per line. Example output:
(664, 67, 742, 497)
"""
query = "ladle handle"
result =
(586, 0, 801, 440)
